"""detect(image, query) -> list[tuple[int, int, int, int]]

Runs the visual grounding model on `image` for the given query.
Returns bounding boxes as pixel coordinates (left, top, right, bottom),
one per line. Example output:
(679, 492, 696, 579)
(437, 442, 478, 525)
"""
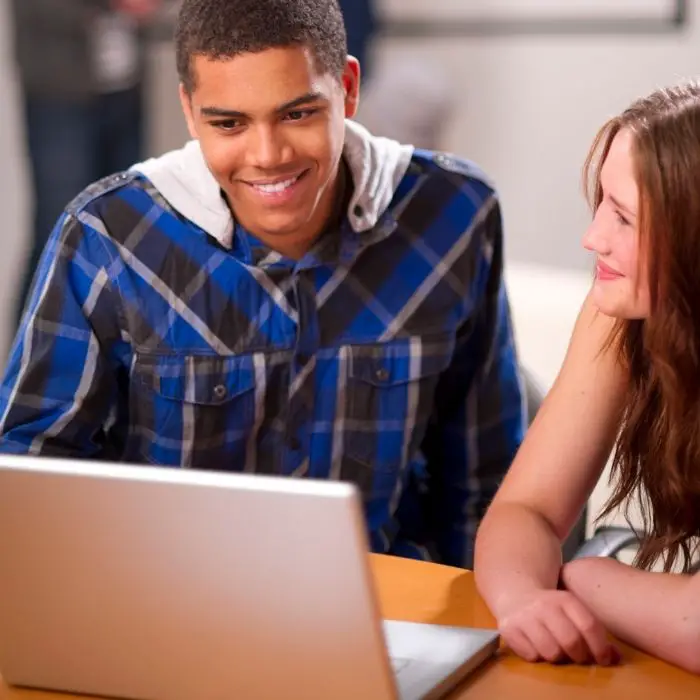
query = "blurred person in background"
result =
(9, 0, 162, 325)
(342, 1, 454, 151)
(358, 53, 455, 151)
(337, 0, 377, 83)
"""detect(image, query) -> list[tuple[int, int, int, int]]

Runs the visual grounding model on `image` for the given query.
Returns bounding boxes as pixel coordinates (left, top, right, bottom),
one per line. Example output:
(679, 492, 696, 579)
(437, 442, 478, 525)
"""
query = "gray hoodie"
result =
(131, 119, 415, 248)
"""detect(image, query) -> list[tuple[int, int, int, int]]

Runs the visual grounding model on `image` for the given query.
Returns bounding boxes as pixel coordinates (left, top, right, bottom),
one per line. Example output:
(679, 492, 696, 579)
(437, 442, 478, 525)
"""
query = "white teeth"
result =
(253, 175, 299, 193)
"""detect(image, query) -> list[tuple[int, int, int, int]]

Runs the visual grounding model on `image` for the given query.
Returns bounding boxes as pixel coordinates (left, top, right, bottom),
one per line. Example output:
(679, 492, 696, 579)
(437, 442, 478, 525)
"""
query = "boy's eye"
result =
(212, 120, 240, 131)
(284, 109, 316, 121)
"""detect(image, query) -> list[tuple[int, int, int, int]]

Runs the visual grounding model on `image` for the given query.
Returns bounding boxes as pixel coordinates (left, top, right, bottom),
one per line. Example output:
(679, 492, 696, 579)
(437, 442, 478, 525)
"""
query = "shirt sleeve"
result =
(0, 213, 122, 457)
(421, 195, 526, 569)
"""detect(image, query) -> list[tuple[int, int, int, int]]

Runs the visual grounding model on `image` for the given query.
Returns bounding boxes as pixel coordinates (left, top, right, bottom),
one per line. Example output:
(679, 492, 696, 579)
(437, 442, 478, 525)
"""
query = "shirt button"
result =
(213, 384, 227, 399)
(375, 367, 389, 382)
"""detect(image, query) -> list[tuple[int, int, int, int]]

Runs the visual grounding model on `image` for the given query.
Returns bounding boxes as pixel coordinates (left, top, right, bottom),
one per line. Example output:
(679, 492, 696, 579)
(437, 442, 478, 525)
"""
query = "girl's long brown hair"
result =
(584, 81, 700, 572)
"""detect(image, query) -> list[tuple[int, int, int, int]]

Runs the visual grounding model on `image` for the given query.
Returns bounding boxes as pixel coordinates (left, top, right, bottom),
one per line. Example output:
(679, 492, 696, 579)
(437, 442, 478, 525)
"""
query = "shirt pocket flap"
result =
(347, 335, 455, 387)
(133, 354, 256, 405)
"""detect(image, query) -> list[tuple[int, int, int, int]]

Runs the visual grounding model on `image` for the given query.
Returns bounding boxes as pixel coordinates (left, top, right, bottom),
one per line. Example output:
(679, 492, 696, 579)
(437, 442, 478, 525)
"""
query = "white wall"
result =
(372, 11, 700, 272)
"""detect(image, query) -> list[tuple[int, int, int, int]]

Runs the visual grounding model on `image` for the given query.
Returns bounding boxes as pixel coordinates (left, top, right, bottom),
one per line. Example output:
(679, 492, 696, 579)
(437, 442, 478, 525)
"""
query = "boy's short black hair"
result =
(175, 0, 348, 94)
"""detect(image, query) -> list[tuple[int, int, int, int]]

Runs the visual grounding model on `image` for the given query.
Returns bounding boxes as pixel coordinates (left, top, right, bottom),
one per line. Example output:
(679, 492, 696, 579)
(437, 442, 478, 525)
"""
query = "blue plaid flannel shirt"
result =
(0, 149, 525, 568)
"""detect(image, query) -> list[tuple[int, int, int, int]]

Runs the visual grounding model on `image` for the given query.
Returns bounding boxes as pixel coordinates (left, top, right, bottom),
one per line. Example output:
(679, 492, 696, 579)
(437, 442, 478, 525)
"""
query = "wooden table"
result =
(2, 554, 699, 699)
(372, 555, 700, 699)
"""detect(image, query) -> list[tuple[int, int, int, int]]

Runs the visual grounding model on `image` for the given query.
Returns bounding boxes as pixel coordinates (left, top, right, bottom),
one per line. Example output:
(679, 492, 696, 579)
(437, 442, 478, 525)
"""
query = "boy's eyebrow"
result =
(200, 91, 324, 120)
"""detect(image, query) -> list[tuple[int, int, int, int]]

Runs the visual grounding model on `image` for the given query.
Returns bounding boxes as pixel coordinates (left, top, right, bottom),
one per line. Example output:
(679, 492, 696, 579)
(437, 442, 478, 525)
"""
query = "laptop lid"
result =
(0, 455, 398, 700)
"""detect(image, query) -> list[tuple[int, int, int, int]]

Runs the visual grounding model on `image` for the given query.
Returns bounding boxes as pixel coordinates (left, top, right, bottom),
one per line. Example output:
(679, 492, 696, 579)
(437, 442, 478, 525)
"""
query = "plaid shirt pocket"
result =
(129, 353, 258, 468)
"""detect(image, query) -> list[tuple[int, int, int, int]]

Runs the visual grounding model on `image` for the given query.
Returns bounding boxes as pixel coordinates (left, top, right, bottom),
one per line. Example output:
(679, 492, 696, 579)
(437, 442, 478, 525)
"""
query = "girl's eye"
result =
(616, 211, 631, 227)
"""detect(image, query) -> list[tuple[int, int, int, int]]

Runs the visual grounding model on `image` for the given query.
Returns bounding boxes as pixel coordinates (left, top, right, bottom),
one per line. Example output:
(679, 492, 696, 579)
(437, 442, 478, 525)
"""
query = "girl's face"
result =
(583, 128, 650, 320)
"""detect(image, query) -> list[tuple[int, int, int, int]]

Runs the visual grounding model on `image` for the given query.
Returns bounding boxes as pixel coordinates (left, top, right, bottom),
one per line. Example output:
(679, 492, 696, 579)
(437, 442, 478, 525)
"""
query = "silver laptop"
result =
(0, 455, 499, 700)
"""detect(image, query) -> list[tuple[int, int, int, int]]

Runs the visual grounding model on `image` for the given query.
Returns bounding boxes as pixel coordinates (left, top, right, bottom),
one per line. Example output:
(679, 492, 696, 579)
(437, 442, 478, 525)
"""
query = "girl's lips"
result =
(596, 260, 624, 281)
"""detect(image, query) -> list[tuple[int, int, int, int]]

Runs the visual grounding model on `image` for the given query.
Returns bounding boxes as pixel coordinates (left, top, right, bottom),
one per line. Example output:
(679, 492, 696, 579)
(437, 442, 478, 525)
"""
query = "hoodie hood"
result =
(131, 120, 414, 249)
